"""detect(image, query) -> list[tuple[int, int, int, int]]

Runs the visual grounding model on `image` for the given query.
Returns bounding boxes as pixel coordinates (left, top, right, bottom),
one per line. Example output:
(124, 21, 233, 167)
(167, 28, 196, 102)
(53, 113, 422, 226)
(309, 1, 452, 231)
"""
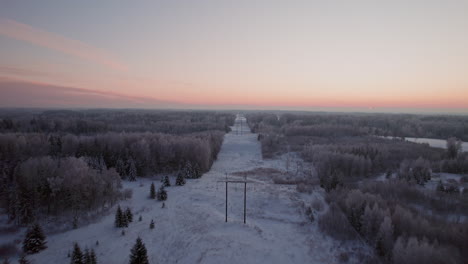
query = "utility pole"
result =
(218, 175, 251, 224)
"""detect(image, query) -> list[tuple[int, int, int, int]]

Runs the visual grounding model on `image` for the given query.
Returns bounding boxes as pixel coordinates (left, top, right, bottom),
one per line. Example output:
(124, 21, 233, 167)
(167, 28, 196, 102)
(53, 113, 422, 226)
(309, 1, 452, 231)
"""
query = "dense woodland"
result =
(0, 110, 235, 226)
(247, 112, 468, 264)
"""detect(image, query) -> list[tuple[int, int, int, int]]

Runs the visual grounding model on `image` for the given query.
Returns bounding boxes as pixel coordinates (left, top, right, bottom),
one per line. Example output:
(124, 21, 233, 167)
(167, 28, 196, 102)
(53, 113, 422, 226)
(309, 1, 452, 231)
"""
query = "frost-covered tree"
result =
(89, 249, 97, 264)
(71, 243, 83, 264)
(157, 186, 167, 201)
(162, 175, 171, 187)
(447, 137, 462, 159)
(23, 223, 47, 254)
(128, 158, 137, 181)
(125, 207, 133, 223)
(149, 182, 156, 199)
(115, 158, 127, 179)
(18, 255, 29, 264)
(129, 237, 149, 264)
(114, 205, 127, 228)
(184, 161, 194, 179)
(175, 171, 185, 186)
(193, 163, 202, 178)
(83, 248, 91, 264)
(375, 216, 393, 258)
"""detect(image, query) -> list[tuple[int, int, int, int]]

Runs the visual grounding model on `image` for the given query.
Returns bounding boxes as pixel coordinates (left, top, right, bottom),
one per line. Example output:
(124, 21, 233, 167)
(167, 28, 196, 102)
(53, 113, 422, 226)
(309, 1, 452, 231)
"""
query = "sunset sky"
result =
(1, 0, 467, 113)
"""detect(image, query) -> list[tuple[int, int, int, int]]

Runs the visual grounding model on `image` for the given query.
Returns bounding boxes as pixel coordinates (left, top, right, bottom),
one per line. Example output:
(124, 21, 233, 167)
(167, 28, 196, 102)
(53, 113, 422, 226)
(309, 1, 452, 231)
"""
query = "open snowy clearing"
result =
(27, 116, 345, 264)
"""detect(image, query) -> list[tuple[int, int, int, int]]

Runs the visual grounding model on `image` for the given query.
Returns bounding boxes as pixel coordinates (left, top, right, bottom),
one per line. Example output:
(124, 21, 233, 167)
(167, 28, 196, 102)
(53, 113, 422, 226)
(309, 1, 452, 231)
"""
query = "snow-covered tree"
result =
(18, 255, 29, 264)
(84, 248, 91, 264)
(89, 249, 97, 264)
(447, 137, 462, 159)
(149, 182, 156, 199)
(157, 186, 167, 201)
(71, 243, 83, 264)
(125, 207, 133, 223)
(114, 205, 127, 228)
(175, 171, 185, 186)
(162, 175, 171, 187)
(193, 163, 202, 178)
(128, 158, 137, 181)
(129, 237, 149, 264)
(115, 158, 127, 179)
(22, 223, 47, 254)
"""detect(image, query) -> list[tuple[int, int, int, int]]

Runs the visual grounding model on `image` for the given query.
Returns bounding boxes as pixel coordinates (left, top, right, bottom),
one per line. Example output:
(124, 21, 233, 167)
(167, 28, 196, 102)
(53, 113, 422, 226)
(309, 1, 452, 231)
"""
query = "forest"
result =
(0, 110, 235, 226)
(247, 112, 468, 264)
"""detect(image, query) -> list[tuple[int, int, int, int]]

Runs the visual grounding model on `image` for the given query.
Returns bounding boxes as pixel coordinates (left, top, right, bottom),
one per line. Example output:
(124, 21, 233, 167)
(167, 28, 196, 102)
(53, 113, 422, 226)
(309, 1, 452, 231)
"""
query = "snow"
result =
(380, 136, 468, 152)
(23, 115, 346, 264)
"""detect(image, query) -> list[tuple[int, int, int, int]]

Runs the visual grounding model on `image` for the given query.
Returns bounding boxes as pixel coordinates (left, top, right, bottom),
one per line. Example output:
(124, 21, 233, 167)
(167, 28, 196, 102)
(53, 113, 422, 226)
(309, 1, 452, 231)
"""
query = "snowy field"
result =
(24, 115, 347, 264)
(381, 136, 468, 152)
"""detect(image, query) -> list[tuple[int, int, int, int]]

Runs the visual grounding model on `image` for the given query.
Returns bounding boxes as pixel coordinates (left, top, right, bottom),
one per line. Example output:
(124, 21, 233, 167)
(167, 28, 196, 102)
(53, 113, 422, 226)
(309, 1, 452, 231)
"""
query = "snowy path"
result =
(30, 116, 337, 264)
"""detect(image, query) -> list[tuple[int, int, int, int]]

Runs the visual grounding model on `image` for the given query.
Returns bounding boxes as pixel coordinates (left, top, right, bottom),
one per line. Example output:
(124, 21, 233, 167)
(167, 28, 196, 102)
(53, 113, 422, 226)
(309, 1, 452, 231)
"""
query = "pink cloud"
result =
(0, 77, 178, 108)
(0, 18, 127, 71)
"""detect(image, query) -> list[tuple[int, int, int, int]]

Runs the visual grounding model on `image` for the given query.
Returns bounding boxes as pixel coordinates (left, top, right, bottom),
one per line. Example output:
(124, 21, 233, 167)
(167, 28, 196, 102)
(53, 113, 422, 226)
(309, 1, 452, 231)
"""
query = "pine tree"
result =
(128, 159, 137, 181)
(149, 182, 156, 199)
(115, 205, 124, 228)
(129, 237, 149, 264)
(71, 243, 83, 264)
(184, 161, 193, 179)
(162, 175, 171, 187)
(157, 186, 167, 201)
(116, 158, 127, 179)
(23, 223, 47, 254)
(84, 248, 91, 264)
(89, 249, 97, 264)
(149, 219, 155, 229)
(193, 163, 202, 178)
(175, 171, 185, 186)
(125, 208, 133, 223)
(18, 255, 29, 264)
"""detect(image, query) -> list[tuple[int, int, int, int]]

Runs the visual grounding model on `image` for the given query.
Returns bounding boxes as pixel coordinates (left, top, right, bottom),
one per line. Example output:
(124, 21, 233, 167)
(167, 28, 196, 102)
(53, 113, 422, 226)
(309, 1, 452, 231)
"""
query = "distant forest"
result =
(0, 109, 235, 225)
(247, 112, 468, 263)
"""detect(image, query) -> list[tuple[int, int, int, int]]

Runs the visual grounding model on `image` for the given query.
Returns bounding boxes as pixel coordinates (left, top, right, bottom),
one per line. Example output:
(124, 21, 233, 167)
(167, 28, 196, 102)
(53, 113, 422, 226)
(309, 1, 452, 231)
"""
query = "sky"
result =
(0, 0, 467, 113)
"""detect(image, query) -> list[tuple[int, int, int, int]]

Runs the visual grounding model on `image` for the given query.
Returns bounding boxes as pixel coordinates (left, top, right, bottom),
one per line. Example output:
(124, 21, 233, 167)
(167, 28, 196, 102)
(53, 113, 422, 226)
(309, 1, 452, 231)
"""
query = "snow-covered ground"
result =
(21, 115, 347, 264)
(380, 136, 468, 152)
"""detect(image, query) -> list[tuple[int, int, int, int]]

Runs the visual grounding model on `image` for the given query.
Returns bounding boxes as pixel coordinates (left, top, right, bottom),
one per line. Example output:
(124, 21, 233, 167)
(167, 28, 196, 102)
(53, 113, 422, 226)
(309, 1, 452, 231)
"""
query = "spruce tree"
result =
(149, 219, 155, 229)
(18, 255, 29, 264)
(162, 175, 171, 187)
(149, 182, 156, 199)
(125, 208, 133, 223)
(193, 163, 202, 178)
(175, 171, 185, 186)
(115, 205, 124, 228)
(129, 237, 149, 264)
(23, 223, 47, 254)
(157, 186, 167, 201)
(89, 249, 97, 264)
(83, 248, 91, 264)
(184, 161, 193, 179)
(128, 159, 137, 181)
(71, 243, 83, 264)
